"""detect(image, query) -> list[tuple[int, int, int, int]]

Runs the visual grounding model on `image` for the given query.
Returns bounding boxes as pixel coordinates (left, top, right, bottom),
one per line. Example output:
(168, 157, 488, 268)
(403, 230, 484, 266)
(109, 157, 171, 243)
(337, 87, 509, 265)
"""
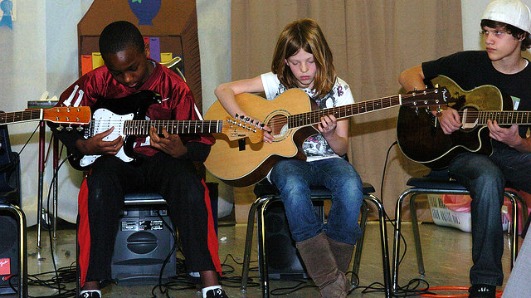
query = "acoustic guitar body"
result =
(204, 89, 312, 187)
(396, 75, 512, 169)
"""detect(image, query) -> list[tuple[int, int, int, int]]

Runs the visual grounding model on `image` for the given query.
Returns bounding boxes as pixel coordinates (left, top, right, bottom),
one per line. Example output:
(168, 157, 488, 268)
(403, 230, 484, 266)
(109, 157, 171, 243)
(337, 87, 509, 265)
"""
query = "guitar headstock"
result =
(42, 106, 91, 125)
(402, 86, 451, 110)
(221, 116, 264, 143)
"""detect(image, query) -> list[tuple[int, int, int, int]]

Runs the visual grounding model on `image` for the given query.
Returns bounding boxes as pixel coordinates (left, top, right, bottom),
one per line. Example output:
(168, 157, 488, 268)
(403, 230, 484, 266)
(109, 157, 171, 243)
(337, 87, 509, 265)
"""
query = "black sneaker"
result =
(79, 290, 101, 298)
(205, 288, 229, 298)
(468, 284, 496, 298)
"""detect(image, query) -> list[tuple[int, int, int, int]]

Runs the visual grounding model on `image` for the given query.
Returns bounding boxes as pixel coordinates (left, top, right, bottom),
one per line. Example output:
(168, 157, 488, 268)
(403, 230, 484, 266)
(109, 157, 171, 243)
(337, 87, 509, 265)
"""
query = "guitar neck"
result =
(464, 110, 531, 125)
(0, 109, 42, 124)
(288, 95, 401, 128)
(123, 119, 223, 135)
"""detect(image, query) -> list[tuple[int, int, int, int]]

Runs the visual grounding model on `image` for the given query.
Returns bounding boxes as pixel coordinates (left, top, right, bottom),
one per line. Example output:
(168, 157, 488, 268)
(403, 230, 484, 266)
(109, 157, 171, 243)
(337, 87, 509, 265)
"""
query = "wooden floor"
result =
(10, 220, 518, 297)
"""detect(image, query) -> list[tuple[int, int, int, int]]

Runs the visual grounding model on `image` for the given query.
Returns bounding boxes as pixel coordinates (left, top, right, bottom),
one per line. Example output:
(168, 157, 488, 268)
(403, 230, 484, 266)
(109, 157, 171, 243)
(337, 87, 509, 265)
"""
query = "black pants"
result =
(79, 153, 218, 284)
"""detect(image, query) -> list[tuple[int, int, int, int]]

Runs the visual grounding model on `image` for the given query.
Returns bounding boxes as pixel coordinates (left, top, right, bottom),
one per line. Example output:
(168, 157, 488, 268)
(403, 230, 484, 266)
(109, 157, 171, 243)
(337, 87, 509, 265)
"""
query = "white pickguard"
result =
(79, 108, 135, 167)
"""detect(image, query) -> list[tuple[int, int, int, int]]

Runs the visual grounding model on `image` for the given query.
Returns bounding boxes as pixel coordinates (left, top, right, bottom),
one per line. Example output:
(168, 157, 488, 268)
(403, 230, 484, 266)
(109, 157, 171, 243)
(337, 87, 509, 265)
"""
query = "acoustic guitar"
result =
(204, 88, 448, 187)
(396, 75, 527, 169)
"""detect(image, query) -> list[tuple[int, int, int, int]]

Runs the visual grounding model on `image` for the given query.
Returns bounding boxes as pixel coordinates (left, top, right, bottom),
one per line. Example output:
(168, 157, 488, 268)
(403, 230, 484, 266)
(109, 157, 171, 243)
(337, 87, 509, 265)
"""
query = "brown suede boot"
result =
(296, 233, 348, 297)
(327, 236, 354, 274)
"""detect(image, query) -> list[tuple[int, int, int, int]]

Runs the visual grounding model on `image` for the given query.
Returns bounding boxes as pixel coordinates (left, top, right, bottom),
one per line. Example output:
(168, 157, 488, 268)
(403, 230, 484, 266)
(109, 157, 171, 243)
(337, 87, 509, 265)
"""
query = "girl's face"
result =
(285, 49, 317, 89)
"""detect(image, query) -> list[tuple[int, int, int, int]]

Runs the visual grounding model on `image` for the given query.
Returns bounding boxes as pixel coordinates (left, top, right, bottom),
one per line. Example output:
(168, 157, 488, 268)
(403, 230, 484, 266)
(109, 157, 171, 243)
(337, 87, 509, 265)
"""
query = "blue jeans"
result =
(448, 144, 531, 286)
(269, 157, 364, 245)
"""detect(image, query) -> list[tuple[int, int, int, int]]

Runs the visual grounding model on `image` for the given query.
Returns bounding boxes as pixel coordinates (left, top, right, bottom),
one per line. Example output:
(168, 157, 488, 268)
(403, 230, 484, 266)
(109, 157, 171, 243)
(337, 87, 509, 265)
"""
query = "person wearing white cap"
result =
(398, 0, 531, 297)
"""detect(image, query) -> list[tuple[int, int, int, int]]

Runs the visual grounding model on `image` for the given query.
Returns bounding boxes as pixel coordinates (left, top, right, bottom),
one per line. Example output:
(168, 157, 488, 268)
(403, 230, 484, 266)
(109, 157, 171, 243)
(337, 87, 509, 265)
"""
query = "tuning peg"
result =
(76, 126, 84, 132)
(56, 125, 64, 131)
(66, 125, 73, 132)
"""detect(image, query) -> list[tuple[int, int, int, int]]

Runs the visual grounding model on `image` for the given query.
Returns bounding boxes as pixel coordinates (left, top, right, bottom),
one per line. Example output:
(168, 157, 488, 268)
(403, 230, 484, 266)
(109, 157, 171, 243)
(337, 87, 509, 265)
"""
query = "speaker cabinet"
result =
(264, 200, 324, 279)
(111, 205, 176, 284)
(0, 210, 19, 294)
(0, 125, 21, 294)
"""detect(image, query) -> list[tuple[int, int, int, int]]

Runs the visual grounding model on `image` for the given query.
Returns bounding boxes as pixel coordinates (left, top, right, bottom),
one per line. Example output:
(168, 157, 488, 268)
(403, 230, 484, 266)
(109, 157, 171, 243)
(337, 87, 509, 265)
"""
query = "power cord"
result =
(379, 140, 434, 297)
(150, 209, 179, 298)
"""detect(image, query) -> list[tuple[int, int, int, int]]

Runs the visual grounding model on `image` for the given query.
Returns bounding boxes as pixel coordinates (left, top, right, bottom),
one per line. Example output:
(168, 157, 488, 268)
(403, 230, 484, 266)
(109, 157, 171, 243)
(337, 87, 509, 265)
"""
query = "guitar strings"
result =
(0, 110, 42, 123)
(89, 119, 223, 135)
(457, 110, 531, 124)
(263, 93, 420, 128)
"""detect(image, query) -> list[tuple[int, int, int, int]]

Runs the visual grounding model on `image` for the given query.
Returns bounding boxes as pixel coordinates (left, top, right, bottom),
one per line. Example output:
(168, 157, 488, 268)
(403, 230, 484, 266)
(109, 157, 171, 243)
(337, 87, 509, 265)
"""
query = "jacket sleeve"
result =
(184, 141, 211, 162)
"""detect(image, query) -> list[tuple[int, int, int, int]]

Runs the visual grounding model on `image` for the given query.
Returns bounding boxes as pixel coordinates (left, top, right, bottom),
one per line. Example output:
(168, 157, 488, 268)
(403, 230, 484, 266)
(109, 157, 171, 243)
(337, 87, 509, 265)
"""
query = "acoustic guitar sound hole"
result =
(269, 114, 288, 141)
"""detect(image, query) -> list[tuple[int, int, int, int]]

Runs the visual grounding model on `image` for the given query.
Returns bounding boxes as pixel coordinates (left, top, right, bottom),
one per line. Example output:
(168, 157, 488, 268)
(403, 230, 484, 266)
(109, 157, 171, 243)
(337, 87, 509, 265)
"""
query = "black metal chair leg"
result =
(240, 196, 269, 294)
(351, 200, 369, 287)
(409, 194, 425, 276)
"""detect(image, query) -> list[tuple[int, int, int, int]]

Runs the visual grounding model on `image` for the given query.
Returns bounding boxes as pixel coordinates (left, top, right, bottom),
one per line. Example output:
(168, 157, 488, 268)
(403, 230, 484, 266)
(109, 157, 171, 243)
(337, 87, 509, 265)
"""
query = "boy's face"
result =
(482, 25, 523, 62)
(103, 45, 152, 89)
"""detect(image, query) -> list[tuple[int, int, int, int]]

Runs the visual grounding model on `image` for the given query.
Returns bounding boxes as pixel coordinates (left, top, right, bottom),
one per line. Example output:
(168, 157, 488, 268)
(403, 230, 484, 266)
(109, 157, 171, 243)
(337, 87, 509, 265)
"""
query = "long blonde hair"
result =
(271, 18, 336, 98)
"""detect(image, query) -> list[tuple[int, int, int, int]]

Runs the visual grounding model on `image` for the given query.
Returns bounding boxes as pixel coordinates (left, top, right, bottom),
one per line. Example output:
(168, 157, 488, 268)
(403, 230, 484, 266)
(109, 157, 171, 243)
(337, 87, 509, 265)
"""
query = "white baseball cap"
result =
(482, 0, 531, 33)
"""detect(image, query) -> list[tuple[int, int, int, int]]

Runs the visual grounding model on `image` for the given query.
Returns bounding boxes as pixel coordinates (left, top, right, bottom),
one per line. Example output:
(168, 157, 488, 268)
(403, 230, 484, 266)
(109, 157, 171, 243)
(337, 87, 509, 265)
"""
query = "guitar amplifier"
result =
(111, 205, 176, 284)
(0, 125, 21, 294)
(0, 210, 19, 294)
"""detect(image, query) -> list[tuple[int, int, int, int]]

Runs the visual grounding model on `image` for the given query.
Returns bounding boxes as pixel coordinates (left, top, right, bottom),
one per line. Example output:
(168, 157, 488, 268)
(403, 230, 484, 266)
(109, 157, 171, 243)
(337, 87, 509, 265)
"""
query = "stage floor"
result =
(16, 221, 517, 297)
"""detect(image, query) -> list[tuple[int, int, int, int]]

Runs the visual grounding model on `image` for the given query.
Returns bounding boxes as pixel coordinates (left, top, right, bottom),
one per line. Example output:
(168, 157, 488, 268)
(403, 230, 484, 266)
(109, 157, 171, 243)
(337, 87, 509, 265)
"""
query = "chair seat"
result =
(406, 177, 467, 190)
(123, 193, 166, 206)
(254, 180, 376, 197)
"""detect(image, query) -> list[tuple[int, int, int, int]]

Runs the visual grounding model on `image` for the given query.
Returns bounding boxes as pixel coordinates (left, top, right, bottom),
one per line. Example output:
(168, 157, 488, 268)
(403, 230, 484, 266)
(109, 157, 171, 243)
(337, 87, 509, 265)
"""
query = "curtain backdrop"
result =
(228, 0, 463, 221)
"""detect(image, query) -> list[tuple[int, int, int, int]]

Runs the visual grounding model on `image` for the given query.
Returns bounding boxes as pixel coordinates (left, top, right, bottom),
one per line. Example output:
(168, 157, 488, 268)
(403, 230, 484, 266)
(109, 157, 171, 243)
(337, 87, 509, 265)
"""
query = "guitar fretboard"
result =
(286, 88, 445, 128)
(288, 96, 402, 128)
(122, 120, 224, 135)
(0, 110, 42, 124)
(463, 110, 531, 125)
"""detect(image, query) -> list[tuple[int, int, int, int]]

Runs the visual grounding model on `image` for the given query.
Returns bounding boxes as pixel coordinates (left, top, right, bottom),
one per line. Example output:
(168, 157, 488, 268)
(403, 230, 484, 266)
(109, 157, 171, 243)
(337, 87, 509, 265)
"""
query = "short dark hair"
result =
(99, 21, 145, 55)
(481, 19, 531, 50)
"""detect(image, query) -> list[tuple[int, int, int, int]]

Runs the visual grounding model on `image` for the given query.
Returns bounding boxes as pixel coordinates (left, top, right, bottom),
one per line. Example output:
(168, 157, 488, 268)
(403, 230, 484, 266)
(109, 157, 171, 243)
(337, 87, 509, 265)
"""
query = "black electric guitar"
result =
(397, 75, 529, 169)
(67, 91, 263, 170)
